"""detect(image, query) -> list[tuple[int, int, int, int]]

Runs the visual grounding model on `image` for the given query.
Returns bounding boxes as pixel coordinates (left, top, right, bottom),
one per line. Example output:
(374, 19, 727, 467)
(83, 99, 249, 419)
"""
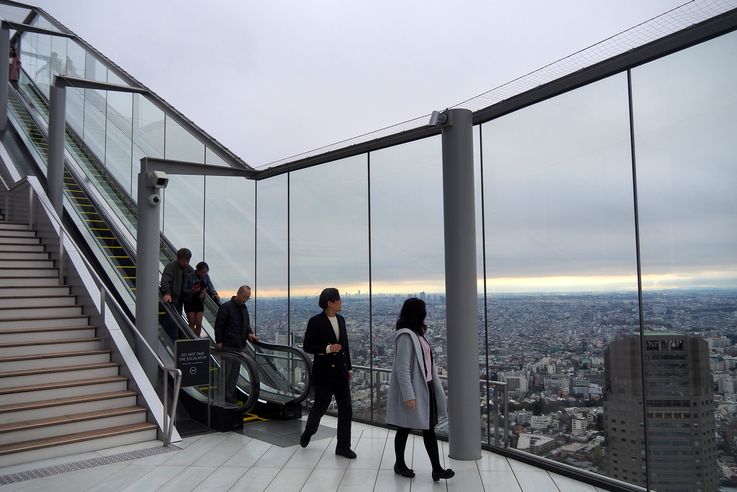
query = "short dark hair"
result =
(318, 288, 341, 310)
(176, 248, 192, 260)
(195, 261, 209, 272)
(396, 297, 427, 335)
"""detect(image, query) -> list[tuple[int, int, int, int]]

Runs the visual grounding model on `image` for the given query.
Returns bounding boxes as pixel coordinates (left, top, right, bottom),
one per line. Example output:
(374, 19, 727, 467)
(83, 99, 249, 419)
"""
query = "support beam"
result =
(441, 108, 481, 460)
(136, 171, 165, 389)
(47, 82, 66, 216)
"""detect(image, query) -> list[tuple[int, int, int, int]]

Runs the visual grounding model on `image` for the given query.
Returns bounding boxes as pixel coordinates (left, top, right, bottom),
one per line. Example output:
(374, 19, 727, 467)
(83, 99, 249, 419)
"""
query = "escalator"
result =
(3, 71, 313, 428)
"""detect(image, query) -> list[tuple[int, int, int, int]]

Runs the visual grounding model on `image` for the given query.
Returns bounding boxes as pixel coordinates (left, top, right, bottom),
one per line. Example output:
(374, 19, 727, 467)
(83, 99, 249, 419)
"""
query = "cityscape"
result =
(254, 289, 737, 490)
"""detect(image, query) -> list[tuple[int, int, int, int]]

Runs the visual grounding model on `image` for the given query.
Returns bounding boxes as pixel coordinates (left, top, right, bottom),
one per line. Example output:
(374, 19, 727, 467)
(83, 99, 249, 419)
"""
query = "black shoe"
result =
(432, 468, 455, 482)
(299, 430, 312, 448)
(335, 447, 357, 459)
(394, 464, 415, 478)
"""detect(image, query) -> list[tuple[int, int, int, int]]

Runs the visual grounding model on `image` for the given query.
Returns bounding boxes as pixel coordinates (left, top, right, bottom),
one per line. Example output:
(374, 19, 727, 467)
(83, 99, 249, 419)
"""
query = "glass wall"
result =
(288, 155, 371, 418)
(632, 30, 737, 492)
(369, 137, 445, 423)
(254, 174, 289, 342)
(482, 72, 639, 481)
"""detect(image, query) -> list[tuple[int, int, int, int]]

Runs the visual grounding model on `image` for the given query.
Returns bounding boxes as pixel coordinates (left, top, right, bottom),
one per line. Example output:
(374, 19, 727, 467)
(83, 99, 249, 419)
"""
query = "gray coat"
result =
(385, 328, 447, 430)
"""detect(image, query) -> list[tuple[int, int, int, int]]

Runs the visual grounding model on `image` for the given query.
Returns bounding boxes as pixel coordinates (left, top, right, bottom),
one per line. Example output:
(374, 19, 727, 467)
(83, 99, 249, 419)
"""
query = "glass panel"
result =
(50, 35, 67, 79)
(85, 51, 107, 82)
(132, 95, 165, 200)
(255, 174, 289, 343)
(33, 33, 51, 96)
(0, 5, 30, 23)
(633, 30, 737, 492)
(66, 87, 85, 138)
(289, 156, 370, 419)
(83, 89, 106, 162)
(105, 91, 133, 194)
(482, 73, 638, 480)
(107, 70, 125, 86)
(203, 175, 255, 299)
(164, 116, 204, 162)
(66, 40, 86, 78)
(369, 136, 445, 423)
(163, 175, 205, 261)
(19, 32, 38, 89)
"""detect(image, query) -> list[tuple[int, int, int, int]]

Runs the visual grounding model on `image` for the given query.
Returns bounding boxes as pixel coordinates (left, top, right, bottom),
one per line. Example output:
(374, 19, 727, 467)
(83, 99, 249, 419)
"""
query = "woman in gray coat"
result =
(385, 298, 454, 482)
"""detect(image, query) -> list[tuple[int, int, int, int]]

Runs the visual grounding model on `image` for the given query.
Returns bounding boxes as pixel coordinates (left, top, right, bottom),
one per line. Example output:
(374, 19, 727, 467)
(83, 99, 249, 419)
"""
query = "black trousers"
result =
(222, 356, 240, 402)
(305, 379, 353, 450)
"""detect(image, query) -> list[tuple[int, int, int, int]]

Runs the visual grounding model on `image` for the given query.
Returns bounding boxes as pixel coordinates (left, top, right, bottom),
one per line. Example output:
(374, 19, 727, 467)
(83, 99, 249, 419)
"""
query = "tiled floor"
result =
(0, 416, 607, 491)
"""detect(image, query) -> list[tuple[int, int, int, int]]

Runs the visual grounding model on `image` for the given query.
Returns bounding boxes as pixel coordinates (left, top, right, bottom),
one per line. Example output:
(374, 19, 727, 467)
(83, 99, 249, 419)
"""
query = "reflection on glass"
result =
(255, 175, 288, 343)
(633, 30, 737, 492)
(289, 156, 370, 418)
(204, 175, 255, 297)
(164, 116, 204, 162)
(105, 91, 133, 193)
(482, 73, 637, 479)
(83, 89, 106, 162)
(33, 33, 51, 97)
(66, 40, 85, 78)
(163, 175, 204, 261)
(132, 95, 165, 200)
(369, 136, 444, 422)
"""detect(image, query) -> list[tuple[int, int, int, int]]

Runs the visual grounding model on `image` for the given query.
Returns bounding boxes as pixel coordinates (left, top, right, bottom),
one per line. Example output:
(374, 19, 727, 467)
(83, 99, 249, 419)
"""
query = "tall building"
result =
(604, 334, 718, 491)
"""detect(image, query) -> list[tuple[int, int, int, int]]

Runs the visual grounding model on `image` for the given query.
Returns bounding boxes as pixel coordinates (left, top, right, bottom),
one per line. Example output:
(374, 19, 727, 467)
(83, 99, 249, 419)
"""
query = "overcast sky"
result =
(26, 0, 687, 168)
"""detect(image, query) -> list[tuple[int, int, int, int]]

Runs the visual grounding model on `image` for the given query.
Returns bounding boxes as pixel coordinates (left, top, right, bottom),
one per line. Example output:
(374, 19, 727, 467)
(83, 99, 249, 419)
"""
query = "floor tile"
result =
(192, 466, 249, 491)
(85, 464, 157, 492)
(373, 469, 412, 492)
(550, 472, 598, 491)
(119, 464, 184, 491)
(156, 465, 216, 492)
(513, 470, 559, 491)
(446, 467, 484, 491)
(254, 444, 298, 468)
(222, 439, 271, 468)
(336, 468, 378, 491)
(348, 436, 387, 470)
(192, 433, 253, 467)
(228, 466, 281, 492)
(263, 466, 311, 492)
(300, 468, 346, 492)
(479, 469, 523, 492)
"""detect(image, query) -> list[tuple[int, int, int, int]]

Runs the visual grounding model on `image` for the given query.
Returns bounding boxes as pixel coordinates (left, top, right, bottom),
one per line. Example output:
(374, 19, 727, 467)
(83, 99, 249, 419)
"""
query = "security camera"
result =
(146, 171, 169, 189)
(429, 110, 448, 127)
(147, 194, 161, 207)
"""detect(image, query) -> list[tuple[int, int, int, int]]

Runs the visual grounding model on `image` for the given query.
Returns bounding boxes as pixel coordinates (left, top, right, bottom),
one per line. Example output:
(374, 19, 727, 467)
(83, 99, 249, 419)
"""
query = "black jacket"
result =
(302, 312, 352, 384)
(214, 297, 252, 350)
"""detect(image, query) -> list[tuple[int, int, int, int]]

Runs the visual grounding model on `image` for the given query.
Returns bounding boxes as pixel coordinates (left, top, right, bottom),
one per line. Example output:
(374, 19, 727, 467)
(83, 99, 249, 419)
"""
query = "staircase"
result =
(0, 222, 157, 466)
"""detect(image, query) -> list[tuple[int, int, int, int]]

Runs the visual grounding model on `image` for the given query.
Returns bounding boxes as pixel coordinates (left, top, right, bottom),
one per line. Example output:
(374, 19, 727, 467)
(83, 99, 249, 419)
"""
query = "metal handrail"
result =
(8, 177, 182, 445)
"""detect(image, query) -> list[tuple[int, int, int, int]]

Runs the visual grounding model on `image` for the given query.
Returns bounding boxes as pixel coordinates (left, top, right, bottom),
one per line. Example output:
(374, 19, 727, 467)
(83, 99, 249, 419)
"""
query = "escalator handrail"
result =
(250, 339, 313, 406)
(159, 299, 261, 413)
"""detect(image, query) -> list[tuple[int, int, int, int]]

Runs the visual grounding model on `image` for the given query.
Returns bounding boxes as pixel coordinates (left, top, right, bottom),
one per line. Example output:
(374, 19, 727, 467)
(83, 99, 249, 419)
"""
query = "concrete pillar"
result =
(47, 82, 67, 217)
(441, 108, 481, 460)
(0, 26, 10, 132)
(136, 170, 164, 389)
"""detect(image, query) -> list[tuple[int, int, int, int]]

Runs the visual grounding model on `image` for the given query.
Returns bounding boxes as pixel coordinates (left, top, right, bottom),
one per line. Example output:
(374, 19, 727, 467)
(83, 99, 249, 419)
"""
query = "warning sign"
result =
(176, 338, 210, 386)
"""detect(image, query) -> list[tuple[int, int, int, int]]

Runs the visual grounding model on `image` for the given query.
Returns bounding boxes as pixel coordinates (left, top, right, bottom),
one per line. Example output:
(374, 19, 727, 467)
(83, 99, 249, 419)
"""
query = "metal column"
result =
(441, 108, 481, 460)
(47, 82, 67, 216)
(0, 25, 10, 132)
(136, 170, 164, 389)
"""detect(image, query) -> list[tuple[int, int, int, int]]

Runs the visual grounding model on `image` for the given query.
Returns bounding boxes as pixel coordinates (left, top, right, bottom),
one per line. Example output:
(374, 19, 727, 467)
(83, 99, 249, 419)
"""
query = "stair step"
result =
(0, 223, 30, 231)
(0, 251, 50, 260)
(0, 243, 45, 252)
(0, 237, 41, 245)
(0, 304, 84, 319)
(0, 325, 95, 343)
(0, 295, 76, 309)
(0, 286, 71, 297)
(0, 314, 89, 328)
(0, 277, 60, 287)
(0, 259, 55, 268)
(0, 361, 118, 388)
(0, 375, 128, 405)
(0, 422, 158, 466)
(0, 390, 137, 424)
(0, 229, 36, 238)
(0, 349, 111, 371)
(0, 267, 59, 277)
(0, 337, 102, 357)
(0, 406, 147, 446)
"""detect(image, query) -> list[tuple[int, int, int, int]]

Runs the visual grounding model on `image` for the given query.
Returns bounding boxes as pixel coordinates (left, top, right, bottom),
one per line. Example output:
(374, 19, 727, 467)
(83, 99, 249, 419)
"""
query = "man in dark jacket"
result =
(159, 248, 194, 339)
(299, 288, 356, 459)
(214, 285, 258, 403)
